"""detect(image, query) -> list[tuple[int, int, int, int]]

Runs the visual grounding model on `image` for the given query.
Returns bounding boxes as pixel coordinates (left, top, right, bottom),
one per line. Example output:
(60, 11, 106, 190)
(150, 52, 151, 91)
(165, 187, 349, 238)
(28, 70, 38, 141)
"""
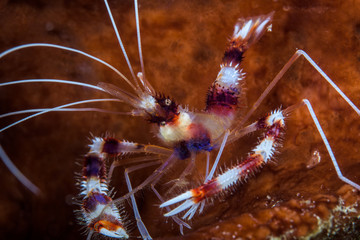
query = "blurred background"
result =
(1, 0, 360, 239)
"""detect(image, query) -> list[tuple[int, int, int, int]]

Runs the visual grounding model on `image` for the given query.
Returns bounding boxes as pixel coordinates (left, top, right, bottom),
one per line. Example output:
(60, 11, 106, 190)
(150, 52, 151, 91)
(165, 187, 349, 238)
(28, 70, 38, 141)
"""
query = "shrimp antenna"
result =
(0, 98, 122, 132)
(0, 79, 104, 91)
(0, 98, 121, 195)
(0, 108, 131, 118)
(0, 43, 137, 92)
(103, 0, 143, 95)
(0, 145, 41, 195)
(134, 0, 155, 94)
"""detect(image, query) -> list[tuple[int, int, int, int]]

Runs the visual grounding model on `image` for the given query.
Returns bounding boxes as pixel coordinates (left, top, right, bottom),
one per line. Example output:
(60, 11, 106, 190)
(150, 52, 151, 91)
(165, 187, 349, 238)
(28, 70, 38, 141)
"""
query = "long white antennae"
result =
(134, 0, 145, 78)
(0, 79, 104, 91)
(0, 43, 137, 92)
(103, 0, 142, 93)
(0, 98, 121, 132)
(0, 108, 130, 118)
(0, 145, 41, 195)
(134, 0, 155, 94)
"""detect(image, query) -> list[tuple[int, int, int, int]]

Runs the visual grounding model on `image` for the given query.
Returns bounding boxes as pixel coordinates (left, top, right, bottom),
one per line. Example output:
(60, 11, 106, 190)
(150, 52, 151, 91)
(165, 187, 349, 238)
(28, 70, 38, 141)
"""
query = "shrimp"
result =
(1, 0, 360, 239)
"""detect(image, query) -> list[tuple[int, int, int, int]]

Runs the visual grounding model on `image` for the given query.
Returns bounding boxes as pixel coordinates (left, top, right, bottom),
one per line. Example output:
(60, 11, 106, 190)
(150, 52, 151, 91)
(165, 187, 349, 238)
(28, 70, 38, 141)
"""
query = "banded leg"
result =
(91, 137, 183, 238)
(205, 109, 290, 183)
(200, 13, 274, 186)
(89, 137, 172, 157)
(79, 151, 129, 239)
(87, 137, 173, 239)
(160, 109, 286, 219)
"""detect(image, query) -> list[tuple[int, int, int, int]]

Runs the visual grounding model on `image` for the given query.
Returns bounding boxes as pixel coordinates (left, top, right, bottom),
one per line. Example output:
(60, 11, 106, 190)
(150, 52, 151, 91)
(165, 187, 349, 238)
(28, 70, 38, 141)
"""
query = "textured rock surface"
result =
(1, 0, 360, 239)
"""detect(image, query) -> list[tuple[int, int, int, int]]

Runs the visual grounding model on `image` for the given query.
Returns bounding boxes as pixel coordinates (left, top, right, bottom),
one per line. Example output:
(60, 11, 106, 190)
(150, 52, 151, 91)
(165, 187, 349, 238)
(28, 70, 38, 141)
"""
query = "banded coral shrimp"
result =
(1, 0, 360, 240)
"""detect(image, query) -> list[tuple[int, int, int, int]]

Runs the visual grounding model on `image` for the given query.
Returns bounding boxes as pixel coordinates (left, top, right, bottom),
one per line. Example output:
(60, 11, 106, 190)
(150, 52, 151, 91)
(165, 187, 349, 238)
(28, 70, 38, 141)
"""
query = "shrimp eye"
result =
(164, 99, 172, 106)
(160, 121, 166, 126)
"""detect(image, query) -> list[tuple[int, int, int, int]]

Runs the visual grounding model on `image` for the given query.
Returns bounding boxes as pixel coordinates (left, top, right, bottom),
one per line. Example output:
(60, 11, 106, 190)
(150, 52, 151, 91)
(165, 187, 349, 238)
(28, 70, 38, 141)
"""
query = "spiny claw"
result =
(160, 189, 203, 218)
(160, 191, 193, 208)
(163, 200, 195, 217)
(160, 181, 216, 218)
(160, 192, 204, 220)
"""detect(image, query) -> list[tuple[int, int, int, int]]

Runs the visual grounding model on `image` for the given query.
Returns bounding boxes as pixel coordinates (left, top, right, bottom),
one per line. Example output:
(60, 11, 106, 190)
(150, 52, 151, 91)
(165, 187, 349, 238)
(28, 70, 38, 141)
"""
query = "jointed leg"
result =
(80, 142, 129, 239)
(207, 115, 290, 183)
(146, 162, 192, 233)
(86, 230, 93, 240)
(112, 154, 187, 239)
(88, 136, 173, 239)
(293, 99, 360, 190)
(114, 153, 178, 203)
(108, 155, 161, 181)
(206, 130, 230, 182)
(89, 137, 172, 157)
(237, 50, 360, 130)
(205, 108, 293, 184)
(205, 152, 210, 180)
(123, 161, 163, 240)
(165, 153, 197, 193)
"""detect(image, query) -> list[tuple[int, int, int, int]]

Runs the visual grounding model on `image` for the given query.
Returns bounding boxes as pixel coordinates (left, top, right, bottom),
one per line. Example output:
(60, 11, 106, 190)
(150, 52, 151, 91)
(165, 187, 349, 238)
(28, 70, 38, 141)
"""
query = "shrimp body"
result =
(104, 13, 274, 161)
(162, 111, 231, 159)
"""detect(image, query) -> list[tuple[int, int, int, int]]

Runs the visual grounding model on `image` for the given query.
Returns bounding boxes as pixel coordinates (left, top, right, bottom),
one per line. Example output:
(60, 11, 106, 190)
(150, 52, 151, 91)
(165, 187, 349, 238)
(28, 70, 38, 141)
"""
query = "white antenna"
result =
(103, 0, 142, 93)
(0, 43, 137, 92)
(134, 0, 155, 94)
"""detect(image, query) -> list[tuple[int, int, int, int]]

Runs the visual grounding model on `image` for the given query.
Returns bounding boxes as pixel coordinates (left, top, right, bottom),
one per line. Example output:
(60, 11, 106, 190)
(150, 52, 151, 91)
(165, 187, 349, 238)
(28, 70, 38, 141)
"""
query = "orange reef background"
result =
(0, 0, 360, 239)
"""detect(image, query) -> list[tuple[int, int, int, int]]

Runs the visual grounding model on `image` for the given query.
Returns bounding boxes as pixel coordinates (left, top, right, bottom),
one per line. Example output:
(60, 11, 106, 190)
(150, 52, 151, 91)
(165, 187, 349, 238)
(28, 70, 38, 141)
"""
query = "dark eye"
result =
(160, 121, 166, 126)
(164, 99, 171, 106)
